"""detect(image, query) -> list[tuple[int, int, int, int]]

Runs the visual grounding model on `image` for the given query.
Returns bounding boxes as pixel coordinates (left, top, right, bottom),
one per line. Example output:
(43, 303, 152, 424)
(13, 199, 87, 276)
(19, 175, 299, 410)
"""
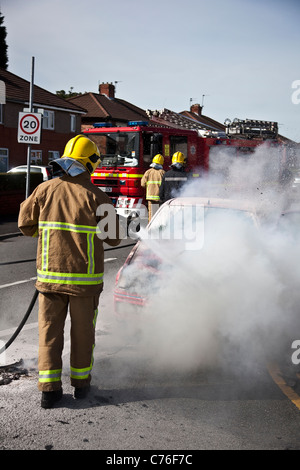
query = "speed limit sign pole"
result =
(18, 110, 42, 194)
(26, 57, 34, 199)
(17, 57, 42, 198)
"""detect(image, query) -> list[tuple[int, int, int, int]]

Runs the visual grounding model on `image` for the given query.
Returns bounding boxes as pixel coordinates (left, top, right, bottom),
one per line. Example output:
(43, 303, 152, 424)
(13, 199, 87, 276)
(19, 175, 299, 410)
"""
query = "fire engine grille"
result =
(93, 179, 118, 186)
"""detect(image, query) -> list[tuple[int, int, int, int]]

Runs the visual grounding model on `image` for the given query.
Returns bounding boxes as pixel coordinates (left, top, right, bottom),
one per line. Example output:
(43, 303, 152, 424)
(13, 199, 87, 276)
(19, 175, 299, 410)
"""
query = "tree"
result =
(56, 87, 82, 99)
(0, 11, 8, 69)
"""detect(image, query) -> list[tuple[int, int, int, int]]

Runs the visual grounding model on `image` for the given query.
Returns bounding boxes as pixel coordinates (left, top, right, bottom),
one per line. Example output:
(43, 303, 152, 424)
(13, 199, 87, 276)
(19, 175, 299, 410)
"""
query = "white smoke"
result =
(116, 143, 300, 375)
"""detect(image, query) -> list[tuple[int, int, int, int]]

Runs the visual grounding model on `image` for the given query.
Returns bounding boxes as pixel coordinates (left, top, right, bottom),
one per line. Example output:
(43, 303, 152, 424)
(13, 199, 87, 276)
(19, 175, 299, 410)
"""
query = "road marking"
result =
(0, 277, 37, 289)
(104, 257, 117, 263)
(267, 362, 300, 411)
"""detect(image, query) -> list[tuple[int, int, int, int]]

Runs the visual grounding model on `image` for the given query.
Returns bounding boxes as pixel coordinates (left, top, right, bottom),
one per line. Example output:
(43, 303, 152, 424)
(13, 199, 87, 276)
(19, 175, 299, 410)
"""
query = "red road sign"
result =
(18, 112, 42, 144)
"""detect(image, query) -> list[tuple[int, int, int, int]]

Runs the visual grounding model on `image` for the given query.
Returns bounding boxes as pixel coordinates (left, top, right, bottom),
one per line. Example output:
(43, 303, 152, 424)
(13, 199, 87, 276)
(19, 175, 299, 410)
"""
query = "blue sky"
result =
(1, 0, 300, 141)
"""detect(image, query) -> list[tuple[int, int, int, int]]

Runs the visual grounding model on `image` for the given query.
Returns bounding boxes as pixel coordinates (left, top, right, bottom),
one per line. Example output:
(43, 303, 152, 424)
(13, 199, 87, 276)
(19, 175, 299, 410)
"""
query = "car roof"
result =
(165, 197, 258, 213)
(12, 165, 48, 168)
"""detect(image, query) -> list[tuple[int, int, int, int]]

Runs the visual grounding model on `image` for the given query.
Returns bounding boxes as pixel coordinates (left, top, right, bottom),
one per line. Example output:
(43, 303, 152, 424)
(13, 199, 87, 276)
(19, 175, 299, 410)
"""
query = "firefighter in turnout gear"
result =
(141, 154, 165, 221)
(18, 135, 121, 408)
(159, 151, 189, 203)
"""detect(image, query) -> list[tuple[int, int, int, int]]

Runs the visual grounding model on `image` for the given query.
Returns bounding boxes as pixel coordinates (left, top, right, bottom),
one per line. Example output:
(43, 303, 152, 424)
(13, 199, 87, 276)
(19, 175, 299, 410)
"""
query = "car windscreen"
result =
(147, 205, 256, 248)
(118, 205, 258, 293)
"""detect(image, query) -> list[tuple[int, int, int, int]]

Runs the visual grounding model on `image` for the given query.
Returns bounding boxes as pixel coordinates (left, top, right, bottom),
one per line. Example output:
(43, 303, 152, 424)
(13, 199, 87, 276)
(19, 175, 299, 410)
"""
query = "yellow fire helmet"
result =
(62, 134, 101, 174)
(152, 154, 164, 165)
(172, 151, 186, 165)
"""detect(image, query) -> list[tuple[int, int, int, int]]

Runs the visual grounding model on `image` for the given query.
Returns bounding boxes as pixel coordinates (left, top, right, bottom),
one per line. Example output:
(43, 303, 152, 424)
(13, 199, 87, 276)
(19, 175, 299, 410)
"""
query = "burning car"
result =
(114, 197, 260, 321)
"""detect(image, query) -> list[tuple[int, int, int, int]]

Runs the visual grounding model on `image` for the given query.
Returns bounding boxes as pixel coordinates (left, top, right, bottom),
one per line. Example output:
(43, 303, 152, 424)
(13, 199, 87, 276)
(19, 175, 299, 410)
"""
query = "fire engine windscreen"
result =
(88, 132, 139, 167)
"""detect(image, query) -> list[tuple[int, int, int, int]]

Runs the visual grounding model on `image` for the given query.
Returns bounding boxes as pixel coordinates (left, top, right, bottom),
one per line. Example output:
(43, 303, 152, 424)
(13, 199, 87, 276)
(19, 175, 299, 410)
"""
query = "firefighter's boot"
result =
(41, 389, 63, 409)
(74, 385, 90, 399)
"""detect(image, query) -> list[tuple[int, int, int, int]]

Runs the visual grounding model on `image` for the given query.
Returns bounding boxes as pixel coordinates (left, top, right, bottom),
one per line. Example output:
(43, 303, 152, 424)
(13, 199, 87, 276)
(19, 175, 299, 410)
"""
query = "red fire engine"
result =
(83, 113, 283, 218)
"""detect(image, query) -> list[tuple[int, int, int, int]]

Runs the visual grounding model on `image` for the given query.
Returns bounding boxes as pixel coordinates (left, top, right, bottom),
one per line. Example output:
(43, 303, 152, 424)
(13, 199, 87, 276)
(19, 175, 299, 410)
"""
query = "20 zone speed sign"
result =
(18, 112, 42, 144)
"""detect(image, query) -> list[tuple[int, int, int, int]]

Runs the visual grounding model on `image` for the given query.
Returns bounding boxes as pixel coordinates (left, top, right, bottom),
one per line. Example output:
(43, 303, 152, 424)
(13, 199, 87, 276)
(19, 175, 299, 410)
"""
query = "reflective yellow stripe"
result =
(38, 221, 101, 286)
(39, 221, 98, 233)
(37, 270, 103, 285)
(70, 346, 95, 380)
(146, 180, 162, 200)
(42, 228, 50, 271)
(87, 232, 95, 275)
(93, 307, 98, 328)
(92, 172, 143, 178)
(70, 366, 92, 380)
(39, 369, 62, 383)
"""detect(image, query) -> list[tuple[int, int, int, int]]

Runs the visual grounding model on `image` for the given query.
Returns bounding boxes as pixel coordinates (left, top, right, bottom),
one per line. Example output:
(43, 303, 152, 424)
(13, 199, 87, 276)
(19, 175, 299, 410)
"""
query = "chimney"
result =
(190, 103, 202, 115)
(99, 82, 115, 98)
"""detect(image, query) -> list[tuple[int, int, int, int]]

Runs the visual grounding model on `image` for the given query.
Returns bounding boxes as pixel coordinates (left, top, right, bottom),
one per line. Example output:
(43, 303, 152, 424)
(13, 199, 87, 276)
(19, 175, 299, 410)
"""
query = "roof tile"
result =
(69, 92, 148, 122)
(0, 67, 85, 112)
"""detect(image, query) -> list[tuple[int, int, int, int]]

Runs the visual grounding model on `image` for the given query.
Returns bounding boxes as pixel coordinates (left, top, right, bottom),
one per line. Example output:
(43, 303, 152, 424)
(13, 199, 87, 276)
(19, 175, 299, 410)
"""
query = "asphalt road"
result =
(0, 230, 300, 452)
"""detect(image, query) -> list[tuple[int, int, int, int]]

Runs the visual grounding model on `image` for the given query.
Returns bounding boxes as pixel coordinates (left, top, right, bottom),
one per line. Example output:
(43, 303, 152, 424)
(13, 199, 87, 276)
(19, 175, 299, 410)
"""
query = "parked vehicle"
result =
(7, 165, 52, 181)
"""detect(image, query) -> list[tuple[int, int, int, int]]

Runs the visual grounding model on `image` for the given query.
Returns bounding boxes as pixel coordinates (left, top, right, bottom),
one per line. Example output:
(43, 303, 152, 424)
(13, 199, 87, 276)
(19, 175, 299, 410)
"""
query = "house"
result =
(69, 82, 227, 137)
(180, 103, 225, 134)
(146, 105, 225, 135)
(69, 80, 295, 145)
(0, 67, 86, 172)
(68, 82, 148, 130)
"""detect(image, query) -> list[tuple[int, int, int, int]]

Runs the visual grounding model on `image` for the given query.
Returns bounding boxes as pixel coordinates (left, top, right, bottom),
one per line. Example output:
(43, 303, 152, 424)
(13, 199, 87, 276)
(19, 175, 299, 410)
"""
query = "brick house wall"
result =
(0, 68, 86, 171)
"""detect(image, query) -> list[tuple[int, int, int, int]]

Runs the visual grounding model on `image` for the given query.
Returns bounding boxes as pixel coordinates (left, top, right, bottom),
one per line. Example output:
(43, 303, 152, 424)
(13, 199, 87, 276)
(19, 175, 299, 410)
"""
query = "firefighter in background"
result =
(141, 154, 165, 221)
(159, 151, 189, 203)
(18, 135, 121, 409)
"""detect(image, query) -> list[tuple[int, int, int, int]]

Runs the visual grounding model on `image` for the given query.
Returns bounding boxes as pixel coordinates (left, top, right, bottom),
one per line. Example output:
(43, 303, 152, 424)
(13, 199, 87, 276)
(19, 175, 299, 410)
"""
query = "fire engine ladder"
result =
(224, 119, 278, 139)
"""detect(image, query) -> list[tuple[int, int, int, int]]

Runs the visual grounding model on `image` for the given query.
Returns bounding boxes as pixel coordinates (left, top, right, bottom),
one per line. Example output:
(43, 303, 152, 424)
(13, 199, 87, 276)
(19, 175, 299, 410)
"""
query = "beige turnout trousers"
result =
(38, 292, 100, 392)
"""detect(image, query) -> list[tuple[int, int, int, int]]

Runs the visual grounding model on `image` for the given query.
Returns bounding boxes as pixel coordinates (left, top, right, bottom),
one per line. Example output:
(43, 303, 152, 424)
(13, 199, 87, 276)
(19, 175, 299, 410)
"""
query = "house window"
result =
(0, 148, 8, 172)
(43, 110, 55, 130)
(70, 114, 76, 132)
(48, 150, 60, 163)
(31, 150, 42, 164)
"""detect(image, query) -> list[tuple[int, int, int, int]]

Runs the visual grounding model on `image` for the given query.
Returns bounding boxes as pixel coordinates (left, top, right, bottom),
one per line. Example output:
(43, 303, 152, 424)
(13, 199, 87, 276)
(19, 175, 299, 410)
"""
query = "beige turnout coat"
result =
(18, 171, 121, 297)
(141, 167, 165, 201)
